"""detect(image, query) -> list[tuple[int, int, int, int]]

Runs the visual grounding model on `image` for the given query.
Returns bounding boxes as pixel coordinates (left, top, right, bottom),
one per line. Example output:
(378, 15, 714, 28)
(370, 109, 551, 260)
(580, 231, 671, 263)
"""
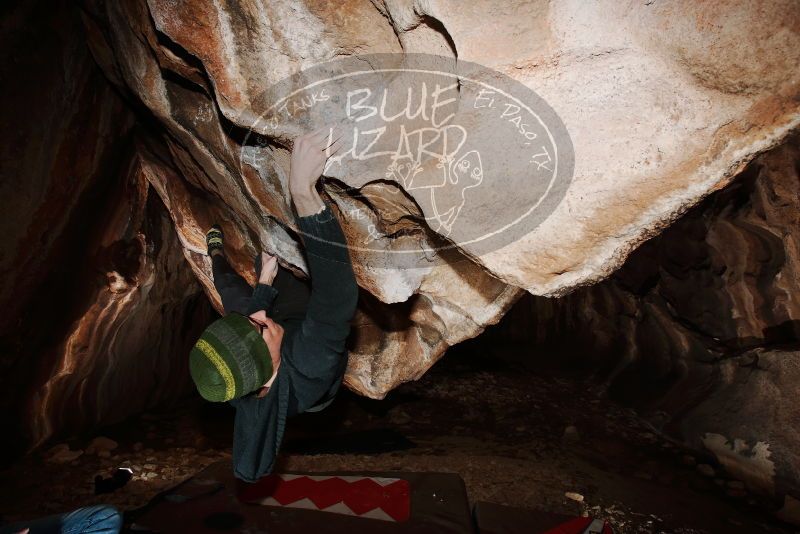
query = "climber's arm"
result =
(282, 199, 357, 414)
(294, 201, 358, 350)
(246, 123, 342, 316)
(247, 285, 277, 315)
(277, 127, 357, 410)
(289, 127, 356, 357)
(288, 125, 356, 363)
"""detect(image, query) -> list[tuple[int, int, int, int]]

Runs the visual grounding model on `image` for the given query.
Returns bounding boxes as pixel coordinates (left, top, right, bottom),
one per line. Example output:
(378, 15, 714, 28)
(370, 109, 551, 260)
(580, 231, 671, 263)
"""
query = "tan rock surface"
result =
(484, 138, 800, 519)
(80, 0, 799, 399)
(0, 2, 211, 450)
(1, 0, 797, 520)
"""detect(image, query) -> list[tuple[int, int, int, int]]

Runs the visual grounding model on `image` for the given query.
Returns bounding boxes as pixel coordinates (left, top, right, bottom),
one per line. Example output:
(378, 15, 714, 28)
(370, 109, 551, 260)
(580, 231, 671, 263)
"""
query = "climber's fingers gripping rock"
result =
(289, 125, 344, 192)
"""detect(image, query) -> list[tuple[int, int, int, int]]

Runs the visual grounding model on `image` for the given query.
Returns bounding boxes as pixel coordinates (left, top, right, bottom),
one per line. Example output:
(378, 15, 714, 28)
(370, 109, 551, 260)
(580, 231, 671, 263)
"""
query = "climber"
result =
(188, 126, 358, 482)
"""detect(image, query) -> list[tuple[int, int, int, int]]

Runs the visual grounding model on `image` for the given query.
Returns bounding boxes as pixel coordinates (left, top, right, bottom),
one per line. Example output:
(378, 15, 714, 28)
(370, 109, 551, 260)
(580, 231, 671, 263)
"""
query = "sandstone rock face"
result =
(0, 0, 799, 519)
(80, 0, 799, 400)
(0, 1, 211, 451)
(486, 138, 800, 518)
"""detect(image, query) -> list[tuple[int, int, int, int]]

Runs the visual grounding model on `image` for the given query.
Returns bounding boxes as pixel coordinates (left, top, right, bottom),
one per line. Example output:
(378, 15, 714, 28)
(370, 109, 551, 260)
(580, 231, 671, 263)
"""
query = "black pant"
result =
(211, 255, 310, 322)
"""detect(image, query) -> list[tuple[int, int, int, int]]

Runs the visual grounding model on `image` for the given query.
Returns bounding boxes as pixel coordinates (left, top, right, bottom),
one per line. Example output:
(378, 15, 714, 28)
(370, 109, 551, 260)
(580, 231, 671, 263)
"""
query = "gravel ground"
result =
(0, 347, 794, 533)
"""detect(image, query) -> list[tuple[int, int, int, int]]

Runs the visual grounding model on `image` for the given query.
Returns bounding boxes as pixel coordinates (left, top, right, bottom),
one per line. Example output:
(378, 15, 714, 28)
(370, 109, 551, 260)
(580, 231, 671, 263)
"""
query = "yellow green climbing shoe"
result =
(206, 225, 224, 255)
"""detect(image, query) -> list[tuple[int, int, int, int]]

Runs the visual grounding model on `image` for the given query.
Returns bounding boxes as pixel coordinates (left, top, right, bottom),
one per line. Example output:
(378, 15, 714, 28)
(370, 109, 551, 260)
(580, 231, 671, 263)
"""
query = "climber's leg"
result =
(207, 226, 253, 316)
(211, 255, 254, 316)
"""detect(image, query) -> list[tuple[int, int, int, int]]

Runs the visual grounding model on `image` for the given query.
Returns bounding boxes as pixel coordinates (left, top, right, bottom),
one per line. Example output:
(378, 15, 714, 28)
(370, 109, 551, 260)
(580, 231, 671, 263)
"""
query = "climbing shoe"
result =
(206, 225, 224, 255)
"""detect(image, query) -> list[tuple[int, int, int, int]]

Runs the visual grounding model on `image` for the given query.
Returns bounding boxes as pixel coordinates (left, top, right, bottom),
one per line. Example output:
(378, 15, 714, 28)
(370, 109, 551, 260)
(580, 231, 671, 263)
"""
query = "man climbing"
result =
(188, 126, 358, 482)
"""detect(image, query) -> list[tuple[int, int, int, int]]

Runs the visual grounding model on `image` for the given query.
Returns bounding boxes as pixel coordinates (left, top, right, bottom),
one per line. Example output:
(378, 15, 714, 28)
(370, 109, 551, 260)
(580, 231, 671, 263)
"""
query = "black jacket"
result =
(229, 203, 358, 482)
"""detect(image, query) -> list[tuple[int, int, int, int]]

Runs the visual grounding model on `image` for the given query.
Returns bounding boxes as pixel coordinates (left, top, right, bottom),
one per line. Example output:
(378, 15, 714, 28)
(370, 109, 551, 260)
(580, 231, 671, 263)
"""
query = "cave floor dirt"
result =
(0, 346, 794, 534)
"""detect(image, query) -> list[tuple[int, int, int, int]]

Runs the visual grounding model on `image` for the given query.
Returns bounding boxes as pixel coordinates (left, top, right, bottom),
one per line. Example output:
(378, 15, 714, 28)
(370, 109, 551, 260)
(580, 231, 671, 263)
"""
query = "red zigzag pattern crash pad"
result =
(239, 474, 411, 522)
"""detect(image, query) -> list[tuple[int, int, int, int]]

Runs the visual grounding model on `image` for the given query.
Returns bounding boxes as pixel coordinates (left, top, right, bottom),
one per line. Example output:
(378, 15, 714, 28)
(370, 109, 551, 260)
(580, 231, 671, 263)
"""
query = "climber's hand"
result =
(258, 251, 278, 285)
(289, 125, 343, 216)
(289, 125, 343, 190)
(248, 311, 284, 379)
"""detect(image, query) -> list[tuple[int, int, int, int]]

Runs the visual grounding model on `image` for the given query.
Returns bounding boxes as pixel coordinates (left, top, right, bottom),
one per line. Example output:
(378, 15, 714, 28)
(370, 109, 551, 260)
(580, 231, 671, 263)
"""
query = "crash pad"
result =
(130, 460, 474, 533)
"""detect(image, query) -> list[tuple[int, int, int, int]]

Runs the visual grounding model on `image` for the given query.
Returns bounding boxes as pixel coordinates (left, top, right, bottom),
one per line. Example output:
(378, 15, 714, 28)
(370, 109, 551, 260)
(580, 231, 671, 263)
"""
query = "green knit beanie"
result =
(189, 314, 272, 402)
